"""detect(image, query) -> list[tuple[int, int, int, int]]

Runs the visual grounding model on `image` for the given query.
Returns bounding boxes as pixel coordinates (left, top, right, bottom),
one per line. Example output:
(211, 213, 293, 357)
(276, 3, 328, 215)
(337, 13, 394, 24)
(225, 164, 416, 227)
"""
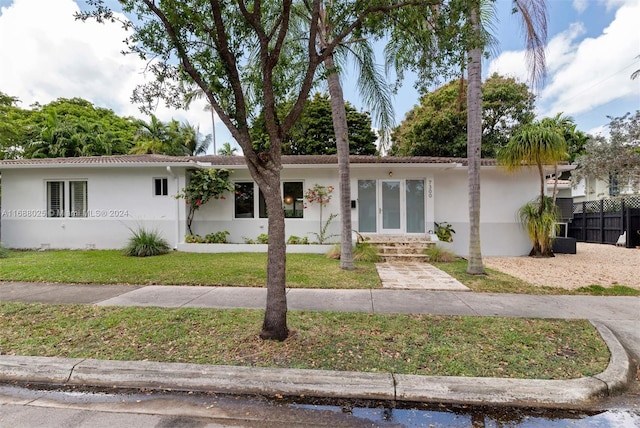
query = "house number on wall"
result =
(428, 179, 433, 199)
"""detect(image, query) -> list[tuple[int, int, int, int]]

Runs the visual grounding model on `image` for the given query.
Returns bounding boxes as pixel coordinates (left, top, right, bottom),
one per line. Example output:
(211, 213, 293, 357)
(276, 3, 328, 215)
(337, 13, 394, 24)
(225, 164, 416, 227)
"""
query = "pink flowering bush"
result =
(304, 184, 333, 207)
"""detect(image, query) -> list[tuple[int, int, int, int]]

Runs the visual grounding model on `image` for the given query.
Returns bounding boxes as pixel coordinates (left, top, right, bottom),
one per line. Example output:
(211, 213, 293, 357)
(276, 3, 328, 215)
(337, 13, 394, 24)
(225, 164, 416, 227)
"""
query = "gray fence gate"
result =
(568, 196, 640, 248)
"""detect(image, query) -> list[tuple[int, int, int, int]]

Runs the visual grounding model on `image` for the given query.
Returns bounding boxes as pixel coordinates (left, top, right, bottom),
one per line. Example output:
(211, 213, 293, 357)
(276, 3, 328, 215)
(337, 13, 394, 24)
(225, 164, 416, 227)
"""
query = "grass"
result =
(0, 250, 380, 289)
(0, 302, 610, 380)
(1, 250, 638, 295)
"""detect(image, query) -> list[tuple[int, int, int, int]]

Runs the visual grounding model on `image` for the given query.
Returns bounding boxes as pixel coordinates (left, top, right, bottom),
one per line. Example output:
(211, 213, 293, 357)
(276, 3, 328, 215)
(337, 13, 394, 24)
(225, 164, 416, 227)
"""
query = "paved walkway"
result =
(376, 262, 469, 290)
(1, 263, 639, 407)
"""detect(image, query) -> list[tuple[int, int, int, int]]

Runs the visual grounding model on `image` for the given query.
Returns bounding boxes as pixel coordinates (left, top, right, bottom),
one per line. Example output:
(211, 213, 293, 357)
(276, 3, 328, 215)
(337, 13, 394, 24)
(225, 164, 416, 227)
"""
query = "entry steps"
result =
(363, 235, 436, 263)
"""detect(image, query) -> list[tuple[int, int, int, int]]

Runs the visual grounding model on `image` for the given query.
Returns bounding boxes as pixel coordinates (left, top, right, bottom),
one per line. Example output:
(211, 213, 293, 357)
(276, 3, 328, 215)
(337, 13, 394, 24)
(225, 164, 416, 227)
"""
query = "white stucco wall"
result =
(1, 167, 187, 249)
(1, 161, 541, 256)
(432, 167, 539, 256)
(191, 167, 344, 244)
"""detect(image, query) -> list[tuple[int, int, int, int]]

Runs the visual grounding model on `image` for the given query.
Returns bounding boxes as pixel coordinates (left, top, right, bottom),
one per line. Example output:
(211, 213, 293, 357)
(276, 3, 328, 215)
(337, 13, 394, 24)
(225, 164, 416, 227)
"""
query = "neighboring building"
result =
(570, 175, 639, 203)
(0, 154, 568, 256)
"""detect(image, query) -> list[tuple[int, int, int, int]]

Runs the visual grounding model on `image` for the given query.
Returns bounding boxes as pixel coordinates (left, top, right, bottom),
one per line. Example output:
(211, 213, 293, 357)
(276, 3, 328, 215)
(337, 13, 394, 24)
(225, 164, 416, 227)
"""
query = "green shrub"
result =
(434, 221, 455, 242)
(325, 244, 341, 259)
(287, 235, 309, 245)
(257, 233, 269, 244)
(0, 245, 11, 258)
(185, 234, 204, 243)
(205, 231, 230, 243)
(353, 240, 381, 262)
(425, 246, 457, 262)
(325, 241, 381, 262)
(124, 228, 171, 257)
(243, 237, 256, 244)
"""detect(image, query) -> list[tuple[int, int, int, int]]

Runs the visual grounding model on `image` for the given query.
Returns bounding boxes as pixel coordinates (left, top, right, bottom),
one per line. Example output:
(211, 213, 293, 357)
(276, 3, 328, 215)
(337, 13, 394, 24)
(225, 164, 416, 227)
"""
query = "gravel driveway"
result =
(483, 243, 640, 290)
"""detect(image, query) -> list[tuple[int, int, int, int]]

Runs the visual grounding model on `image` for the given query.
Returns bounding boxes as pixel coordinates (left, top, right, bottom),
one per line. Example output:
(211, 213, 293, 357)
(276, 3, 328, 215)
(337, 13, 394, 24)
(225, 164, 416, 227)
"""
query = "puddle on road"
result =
(291, 402, 640, 427)
(2, 383, 638, 427)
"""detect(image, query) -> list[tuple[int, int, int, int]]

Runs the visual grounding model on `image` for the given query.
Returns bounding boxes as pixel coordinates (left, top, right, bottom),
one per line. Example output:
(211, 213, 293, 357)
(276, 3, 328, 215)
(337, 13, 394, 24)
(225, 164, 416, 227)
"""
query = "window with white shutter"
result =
(46, 180, 88, 218)
(69, 181, 88, 217)
(47, 181, 65, 217)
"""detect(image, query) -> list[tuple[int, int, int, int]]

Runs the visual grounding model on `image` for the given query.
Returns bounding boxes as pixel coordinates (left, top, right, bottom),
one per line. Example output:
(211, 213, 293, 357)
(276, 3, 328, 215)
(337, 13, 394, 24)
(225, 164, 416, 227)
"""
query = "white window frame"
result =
(233, 181, 305, 219)
(45, 179, 88, 218)
(153, 177, 169, 196)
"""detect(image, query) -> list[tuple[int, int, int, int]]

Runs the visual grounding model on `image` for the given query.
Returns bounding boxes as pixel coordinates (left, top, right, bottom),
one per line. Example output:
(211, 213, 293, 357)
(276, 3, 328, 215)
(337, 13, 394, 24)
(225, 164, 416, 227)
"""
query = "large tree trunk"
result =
(325, 52, 354, 269)
(466, 4, 485, 275)
(245, 155, 289, 341)
(260, 174, 289, 340)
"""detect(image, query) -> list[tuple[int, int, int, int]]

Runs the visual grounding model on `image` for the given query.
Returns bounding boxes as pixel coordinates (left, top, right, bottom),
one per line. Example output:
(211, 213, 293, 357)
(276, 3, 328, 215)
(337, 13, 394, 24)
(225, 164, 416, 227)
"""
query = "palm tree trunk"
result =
(325, 54, 355, 270)
(466, 4, 485, 275)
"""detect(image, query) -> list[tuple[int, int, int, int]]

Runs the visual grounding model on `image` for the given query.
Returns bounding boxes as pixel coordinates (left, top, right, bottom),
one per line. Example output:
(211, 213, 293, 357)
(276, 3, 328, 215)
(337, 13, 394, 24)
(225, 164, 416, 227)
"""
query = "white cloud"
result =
(572, 0, 589, 13)
(539, 1, 640, 117)
(487, 0, 640, 120)
(0, 0, 226, 153)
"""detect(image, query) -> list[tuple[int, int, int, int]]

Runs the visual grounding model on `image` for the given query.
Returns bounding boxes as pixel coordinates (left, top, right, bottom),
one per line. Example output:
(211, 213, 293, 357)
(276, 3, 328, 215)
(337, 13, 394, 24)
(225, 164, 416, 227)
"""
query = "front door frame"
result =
(380, 179, 404, 234)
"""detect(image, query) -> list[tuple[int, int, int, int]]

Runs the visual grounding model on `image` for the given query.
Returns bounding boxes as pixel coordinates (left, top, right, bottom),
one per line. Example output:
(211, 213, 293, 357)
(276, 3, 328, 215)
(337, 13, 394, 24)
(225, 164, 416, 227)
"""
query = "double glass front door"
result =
(358, 179, 425, 234)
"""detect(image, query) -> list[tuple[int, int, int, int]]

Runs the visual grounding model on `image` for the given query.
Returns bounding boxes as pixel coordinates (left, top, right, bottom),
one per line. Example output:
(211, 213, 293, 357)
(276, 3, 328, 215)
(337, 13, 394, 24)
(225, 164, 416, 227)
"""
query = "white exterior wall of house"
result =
(0, 156, 543, 256)
(190, 166, 344, 243)
(1, 166, 188, 250)
(190, 163, 537, 256)
(431, 166, 539, 256)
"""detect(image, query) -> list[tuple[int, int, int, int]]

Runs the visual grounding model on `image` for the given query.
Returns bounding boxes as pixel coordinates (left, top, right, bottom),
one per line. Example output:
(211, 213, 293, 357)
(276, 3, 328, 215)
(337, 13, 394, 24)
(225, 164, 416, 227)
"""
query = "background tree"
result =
(390, 73, 535, 157)
(572, 111, 640, 193)
(0, 92, 30, 159)
(180, 121, 211, 156)
(80, 0, 413, 341)
(217, 142, 238, 156)
(18, 98, 138, 158)
(252, 93, 377, 155)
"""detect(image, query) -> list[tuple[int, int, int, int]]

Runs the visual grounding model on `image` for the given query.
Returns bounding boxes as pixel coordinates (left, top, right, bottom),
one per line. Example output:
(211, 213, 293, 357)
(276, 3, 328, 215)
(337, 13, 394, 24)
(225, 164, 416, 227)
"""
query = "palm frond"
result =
(513, 0, 548, 90)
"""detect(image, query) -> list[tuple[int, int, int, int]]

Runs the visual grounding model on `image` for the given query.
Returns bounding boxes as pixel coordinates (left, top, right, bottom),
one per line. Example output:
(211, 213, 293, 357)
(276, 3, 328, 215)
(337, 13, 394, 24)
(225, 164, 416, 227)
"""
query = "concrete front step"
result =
(365, 236, 435, 263)
(379, 254, 431, 263)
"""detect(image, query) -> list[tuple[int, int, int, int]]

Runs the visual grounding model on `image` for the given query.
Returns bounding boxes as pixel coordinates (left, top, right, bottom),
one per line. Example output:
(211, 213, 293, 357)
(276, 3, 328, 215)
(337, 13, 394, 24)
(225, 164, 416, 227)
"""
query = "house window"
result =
(47, 181, 65, 218)
(46, 180, 88, 217)
(69, 181, 88, 217)
(154, 177, 168, 196)
(235, 181, 304, 219)
(235, 182, 255, 218)
(283, 182, 303, 218)
(609, 173, 619, 197)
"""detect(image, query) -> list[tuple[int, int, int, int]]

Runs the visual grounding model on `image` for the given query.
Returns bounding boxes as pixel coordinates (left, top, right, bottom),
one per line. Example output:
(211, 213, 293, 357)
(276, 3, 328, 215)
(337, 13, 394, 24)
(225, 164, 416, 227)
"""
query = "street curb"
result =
(0, 323, 631, 407)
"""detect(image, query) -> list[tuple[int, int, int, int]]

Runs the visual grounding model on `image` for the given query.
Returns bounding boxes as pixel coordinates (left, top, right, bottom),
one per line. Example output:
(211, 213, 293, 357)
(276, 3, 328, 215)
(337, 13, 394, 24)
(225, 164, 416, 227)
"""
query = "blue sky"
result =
(1, 0, 638, 154)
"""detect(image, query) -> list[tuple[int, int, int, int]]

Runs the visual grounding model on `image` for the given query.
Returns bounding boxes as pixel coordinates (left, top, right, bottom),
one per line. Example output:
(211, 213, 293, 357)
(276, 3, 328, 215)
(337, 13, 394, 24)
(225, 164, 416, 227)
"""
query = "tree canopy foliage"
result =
(250, 93, 377, 155)
(573, 111, 640, 192)
(0, 93, 210, 159)
(78, 0, 440, 341)
(390, 73, 535, 158)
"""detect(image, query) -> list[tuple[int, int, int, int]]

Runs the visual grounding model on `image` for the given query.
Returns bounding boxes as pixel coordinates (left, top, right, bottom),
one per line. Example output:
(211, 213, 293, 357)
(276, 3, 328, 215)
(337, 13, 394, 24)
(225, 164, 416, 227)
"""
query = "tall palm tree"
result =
(466, 0, 548, 273)
(218, 142, 238, 156)
(179, 121, 211, 156)
(305, 1, 395, 270)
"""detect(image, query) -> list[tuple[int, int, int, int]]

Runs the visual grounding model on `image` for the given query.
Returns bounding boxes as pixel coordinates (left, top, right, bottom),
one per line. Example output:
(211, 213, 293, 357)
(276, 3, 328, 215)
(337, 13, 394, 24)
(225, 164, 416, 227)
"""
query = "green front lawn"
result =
(1, 250, 638, 295)
(0, 302, 609, 380)
(0, 250, 379, 289)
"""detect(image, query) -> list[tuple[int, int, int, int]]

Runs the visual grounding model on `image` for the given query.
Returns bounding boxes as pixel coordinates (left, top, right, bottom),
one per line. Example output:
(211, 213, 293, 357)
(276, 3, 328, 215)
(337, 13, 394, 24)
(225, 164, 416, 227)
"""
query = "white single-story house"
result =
(0, 154, 567, 256)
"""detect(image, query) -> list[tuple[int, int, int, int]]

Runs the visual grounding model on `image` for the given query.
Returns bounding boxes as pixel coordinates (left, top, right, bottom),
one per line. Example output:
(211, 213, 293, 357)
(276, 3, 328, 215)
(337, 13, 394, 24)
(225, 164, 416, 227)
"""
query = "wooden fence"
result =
(568, 196, 640, 248)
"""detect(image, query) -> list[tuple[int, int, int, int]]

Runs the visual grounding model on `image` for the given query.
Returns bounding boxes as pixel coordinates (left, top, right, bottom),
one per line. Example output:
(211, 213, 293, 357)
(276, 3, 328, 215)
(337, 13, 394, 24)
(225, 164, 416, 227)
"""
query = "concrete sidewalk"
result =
(1, 279, 639, 407)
